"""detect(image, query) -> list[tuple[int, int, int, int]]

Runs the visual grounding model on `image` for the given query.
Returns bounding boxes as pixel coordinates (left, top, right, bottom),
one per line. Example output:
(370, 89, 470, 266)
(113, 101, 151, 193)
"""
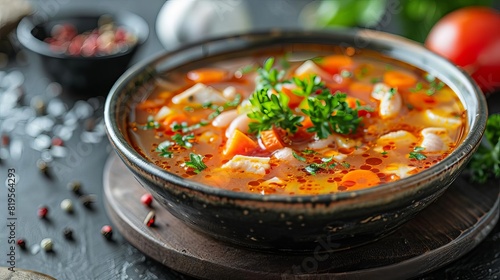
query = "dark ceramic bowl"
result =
(105, 30, 487, 251)
(16, 9, 148, 93)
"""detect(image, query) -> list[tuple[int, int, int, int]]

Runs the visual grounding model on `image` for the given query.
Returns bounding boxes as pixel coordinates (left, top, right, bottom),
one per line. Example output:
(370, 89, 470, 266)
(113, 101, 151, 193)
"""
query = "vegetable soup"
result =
(128, 49, 466, 195)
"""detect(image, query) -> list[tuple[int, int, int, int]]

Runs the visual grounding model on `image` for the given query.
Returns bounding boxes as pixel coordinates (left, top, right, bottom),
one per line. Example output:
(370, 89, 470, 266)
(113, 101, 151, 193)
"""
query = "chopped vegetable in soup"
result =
(128, 50, 466, 195)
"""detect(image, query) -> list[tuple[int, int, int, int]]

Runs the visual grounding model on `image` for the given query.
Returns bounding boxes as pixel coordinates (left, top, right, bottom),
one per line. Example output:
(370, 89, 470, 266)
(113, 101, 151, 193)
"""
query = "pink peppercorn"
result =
(140, 193, 153, 207)
(101, 225, 113, 240)
(37, 206, 49, 218)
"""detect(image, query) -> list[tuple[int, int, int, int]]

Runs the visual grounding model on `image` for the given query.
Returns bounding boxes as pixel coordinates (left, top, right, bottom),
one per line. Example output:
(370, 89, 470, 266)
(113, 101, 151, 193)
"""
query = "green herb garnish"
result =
(141, 115, 160, 130)
(304, 157, 336, 175)
(172, 133, 195, 148)
(156, 140, 173, 158)
(302, 91, 361, 139)
(292, 151, 306, 162)
(410, 82, 423, 93)
(468, 114, 500, 183)
(247, 89, 304, 135)
(409, 146, 427, 160)
(291, 75, 325, 97)
(256, 57, 288, 91)
(426, 80, 445, 95)
(301, 149, 317, 155)
(184, 153, 207, 174)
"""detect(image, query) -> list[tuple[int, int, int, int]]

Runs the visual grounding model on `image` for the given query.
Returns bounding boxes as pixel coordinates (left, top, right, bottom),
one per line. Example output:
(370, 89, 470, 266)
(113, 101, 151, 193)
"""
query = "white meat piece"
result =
(223, 86, 237, 99)
(273, 147, 296, 162)
(307, 134, 335, 150)
(171, 83, 228, 105)
(294, 60, 330, 78)
(371, 83, 390, 100)
(374, 130, 417, 153)
(332, 134, 359, 149)
(221, 155, 271, 175)
(383, 163, 416, 179)
(225, 114, 252, 138)
(424, 109, 462, 129)
(212, 109, 238, 128)
(420, 127, 452, 153)
(371, 83, 402, 119)
(154, 106, 173, 121)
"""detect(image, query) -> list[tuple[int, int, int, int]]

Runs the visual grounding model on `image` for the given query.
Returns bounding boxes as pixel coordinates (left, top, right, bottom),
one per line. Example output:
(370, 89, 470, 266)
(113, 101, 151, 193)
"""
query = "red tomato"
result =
(425, 7, 500, 93)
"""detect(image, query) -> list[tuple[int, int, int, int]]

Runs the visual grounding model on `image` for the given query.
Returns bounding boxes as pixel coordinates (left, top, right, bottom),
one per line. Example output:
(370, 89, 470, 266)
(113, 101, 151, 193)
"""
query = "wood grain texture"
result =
(103, 154, 500, 280)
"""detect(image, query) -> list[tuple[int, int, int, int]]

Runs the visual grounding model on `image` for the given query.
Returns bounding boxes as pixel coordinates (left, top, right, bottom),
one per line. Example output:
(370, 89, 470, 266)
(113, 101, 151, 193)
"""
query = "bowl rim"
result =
(16, 8, 149, 60)
(105, 29, 488, 203)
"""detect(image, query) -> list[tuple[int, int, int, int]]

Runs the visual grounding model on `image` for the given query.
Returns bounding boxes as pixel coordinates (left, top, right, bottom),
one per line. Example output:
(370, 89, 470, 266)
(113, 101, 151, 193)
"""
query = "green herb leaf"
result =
(292, 151, 306, 162)
(185, 153, 207, 174)
(247, 89, 304, 135)
(468, 114, 500, 183)
(291, 75, 326, 97)
(410, 82, 423, 93)
(141, 115, 160, 130)
(256, 57, 289, 91)
(302, 91, 361, 138)
(156, 140, 174, 158)
(301, 149, 317, 155)
(409, 146, 427, 160)
(304, 157, 337, 175)
(426, 80, 444, 96)
(172, 133, 195, 148)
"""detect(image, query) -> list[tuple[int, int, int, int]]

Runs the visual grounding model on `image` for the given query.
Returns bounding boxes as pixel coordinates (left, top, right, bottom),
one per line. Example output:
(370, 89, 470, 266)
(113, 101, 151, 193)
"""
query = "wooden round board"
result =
(103, 154, 500, 280)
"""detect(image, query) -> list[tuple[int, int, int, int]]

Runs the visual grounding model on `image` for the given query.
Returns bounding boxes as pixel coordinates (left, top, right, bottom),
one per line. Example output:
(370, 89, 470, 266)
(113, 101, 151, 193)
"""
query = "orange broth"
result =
(128, 50, 466, 195)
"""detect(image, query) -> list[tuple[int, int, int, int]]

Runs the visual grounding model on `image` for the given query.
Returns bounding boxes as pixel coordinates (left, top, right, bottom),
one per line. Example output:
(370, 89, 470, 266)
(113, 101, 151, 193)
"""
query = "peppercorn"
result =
(36, 159, 49, 174)
(144, 211, 156, 227)
(52, 137, 64, 146)
(60, 199, 73, 213)
(40, 238, 53, 251)
(67, 180, 81, 194)
(80, 194, 95, 208)
(101, 225, 113, 240)
(63, 227, 73, 240)
(37, 206, 49, 218)
(17, 239, 26, 249)
(140, 193, 153, 207)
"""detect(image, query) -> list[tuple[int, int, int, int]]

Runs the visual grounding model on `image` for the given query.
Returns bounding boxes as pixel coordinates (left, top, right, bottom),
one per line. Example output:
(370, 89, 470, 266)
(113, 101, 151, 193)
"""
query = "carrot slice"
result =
(259, 129, 284, 152)
(406, 91, 437, 110)
(136, 99, 164, 110)
(187, 68, 227, 83)
(340, 170, 381, 190)
(223, 129, 258, 157)
(162, 113, 189, 131)
(383, 71, 417, 90)
(281, 86, 304, 109)
(348, 82, 373, 97)
(319, 55, 353, 75)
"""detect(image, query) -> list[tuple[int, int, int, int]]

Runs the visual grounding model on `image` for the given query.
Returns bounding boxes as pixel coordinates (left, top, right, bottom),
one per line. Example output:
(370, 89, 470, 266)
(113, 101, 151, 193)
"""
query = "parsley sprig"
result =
(468, 114, 500, 183)
(302, 91, 361, 138)
(292, 150, 338, 175)
(156, 140, 173, 158)
(256, 57, 288, 91)
(140, 115, 160, 130)
(247, 89, 304, 135)
(172, 133, 195, 148)
(184, 153, 207, 174)
(409, 146, 427, 160)
(248, 59, 364, 139)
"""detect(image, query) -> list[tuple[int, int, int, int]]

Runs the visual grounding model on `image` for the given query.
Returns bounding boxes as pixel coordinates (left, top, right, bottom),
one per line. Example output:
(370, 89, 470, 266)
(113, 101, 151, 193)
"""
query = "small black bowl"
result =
(17, 9, 148, 93)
